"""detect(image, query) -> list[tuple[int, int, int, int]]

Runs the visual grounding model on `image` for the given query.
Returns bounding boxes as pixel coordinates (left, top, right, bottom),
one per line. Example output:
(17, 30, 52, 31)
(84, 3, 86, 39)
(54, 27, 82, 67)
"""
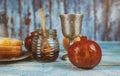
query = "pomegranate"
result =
(24, 32, 34, 51)
(68, 37, 102, 69)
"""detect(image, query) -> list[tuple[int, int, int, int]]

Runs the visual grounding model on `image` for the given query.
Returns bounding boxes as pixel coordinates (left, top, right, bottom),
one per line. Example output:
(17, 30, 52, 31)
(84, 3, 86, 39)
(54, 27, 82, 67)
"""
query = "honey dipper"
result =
(40, 8, 52, 54)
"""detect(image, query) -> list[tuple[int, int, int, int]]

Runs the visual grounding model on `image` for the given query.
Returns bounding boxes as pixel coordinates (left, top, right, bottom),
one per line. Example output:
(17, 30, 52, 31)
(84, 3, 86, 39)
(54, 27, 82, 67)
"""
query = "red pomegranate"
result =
(68, 37, 102, 69)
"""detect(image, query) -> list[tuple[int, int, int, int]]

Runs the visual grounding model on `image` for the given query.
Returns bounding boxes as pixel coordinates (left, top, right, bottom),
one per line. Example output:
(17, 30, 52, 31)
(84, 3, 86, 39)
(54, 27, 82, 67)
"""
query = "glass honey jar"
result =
(32, 29, 59, 62)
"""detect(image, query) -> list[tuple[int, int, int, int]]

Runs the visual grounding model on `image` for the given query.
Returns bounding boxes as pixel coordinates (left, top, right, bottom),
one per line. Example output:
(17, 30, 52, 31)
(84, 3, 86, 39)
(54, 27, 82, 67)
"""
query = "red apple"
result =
(68, 37, 102, 69)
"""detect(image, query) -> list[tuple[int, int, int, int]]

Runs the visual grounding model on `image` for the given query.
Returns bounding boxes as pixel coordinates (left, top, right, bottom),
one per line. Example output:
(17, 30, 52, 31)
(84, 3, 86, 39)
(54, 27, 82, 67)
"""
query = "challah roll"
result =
(0, 37, 23, 59)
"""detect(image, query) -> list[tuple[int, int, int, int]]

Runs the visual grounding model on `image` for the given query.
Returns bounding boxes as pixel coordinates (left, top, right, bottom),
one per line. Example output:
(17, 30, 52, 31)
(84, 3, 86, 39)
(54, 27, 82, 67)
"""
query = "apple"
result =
(68, 37, 102, 69)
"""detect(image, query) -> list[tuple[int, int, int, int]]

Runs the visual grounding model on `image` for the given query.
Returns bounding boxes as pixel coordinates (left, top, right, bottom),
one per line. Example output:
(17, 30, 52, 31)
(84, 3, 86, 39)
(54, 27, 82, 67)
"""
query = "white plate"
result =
(0, 51, 32, 62)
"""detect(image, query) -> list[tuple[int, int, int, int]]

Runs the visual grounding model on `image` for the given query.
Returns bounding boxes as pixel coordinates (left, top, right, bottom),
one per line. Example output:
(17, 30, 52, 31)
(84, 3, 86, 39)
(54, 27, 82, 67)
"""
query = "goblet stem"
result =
(61, 39, 73, 60)
(69, 39, 73, 45)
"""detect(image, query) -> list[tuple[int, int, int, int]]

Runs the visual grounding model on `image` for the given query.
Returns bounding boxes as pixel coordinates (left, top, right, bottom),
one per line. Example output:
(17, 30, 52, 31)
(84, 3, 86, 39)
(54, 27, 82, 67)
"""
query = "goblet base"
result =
(61, 54, 68, 61)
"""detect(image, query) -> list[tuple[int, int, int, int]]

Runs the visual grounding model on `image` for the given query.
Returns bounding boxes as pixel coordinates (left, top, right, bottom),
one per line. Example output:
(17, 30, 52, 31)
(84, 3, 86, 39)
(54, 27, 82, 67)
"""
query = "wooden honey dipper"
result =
(40, 8, 52, 54)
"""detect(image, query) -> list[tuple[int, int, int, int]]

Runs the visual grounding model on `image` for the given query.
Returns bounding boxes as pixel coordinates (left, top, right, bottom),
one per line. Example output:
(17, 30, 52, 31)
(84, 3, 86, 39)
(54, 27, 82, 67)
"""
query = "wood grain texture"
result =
(0, 0, 120, 44)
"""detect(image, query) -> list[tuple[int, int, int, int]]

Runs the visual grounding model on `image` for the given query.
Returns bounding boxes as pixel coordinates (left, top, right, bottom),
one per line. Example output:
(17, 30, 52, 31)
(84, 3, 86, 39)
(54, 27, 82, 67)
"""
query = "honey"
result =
(33, 50, 59, 62)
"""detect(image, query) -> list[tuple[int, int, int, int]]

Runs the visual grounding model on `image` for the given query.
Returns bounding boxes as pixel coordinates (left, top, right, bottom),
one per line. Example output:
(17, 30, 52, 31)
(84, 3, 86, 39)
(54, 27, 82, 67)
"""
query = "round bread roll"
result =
(0, 37, 23, 59)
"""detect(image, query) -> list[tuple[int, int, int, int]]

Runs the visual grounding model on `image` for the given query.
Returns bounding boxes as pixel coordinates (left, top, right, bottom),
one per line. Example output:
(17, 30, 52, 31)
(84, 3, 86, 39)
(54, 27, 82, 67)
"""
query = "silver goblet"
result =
(60, 14, 83, 60)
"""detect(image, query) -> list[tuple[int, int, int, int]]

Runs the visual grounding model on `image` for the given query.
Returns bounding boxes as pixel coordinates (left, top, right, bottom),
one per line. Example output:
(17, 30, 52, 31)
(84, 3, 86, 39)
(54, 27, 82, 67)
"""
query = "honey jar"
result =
(32, 29, 59, 62)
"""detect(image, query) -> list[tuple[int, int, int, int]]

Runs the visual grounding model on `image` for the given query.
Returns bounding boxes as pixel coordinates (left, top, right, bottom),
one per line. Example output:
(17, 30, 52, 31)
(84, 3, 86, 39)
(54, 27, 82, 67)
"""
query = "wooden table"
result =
(0, 42, 120, 76)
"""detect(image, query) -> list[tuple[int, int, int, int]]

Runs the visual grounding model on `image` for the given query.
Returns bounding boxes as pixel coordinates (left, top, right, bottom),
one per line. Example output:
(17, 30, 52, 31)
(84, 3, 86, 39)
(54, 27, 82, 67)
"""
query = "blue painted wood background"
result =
(0, 0, 120, 45)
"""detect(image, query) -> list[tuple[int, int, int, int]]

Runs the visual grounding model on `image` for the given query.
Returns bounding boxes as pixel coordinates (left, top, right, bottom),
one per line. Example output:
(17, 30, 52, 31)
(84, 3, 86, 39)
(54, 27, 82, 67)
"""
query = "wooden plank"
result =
(23, 0, 31, 38)
(78, 0, 94, 40)
(18, 0, 23, 40)
(74, 0, 81, 13)
(95, 0, 107, 41)
(49, 0, 52, 29)
(4, 0, 8, 37)
(6, 0, 19, 39)
(11, 10, 15, 38)
(42, 0, 50, 29)
(0, 0, 8, 37)
(110, 0, 120, 40)
(95, 0, 114, 41)
(32, 0, 37, 30)
(57, 0, 65, 47)
(93, 0, 97, 40)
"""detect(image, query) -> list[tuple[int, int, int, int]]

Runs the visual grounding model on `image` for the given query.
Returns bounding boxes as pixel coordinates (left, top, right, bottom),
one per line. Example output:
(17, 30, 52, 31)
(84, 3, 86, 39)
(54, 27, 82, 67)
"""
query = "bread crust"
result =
(0, 38, 23, 59)
(0, 37, 23, 46)
(0, 46, 22, 59)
